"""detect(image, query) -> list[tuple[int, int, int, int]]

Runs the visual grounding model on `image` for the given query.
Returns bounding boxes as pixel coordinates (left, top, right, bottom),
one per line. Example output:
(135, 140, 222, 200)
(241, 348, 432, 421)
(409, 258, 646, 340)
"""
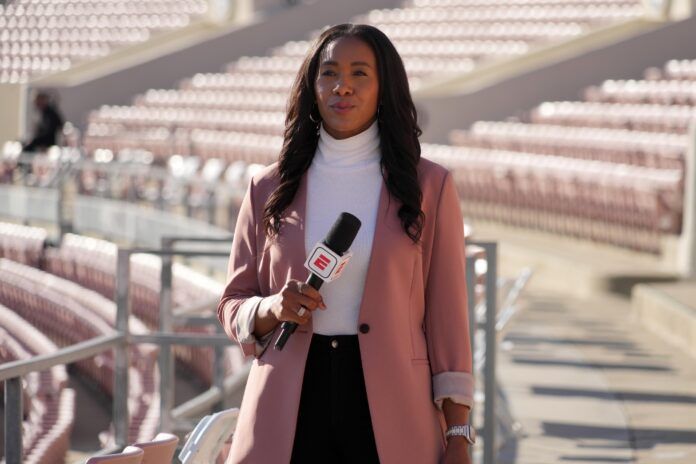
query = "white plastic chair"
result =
(178, 407, 239, 464)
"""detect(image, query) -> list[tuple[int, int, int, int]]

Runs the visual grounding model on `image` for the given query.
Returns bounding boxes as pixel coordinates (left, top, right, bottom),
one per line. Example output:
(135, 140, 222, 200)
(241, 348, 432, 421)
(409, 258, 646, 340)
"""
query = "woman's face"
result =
(314, 36, 380, 140)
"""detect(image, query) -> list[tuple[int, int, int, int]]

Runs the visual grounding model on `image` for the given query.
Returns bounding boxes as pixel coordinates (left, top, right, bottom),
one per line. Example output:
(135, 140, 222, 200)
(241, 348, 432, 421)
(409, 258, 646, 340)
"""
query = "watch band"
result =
(445, 424, 476, 445)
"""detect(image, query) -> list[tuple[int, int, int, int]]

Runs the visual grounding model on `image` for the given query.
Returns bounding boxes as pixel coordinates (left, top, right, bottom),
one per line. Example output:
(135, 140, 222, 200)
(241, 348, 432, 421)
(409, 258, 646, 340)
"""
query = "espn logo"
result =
(313, 253, 332, 271)
(304, 243, 353, 282)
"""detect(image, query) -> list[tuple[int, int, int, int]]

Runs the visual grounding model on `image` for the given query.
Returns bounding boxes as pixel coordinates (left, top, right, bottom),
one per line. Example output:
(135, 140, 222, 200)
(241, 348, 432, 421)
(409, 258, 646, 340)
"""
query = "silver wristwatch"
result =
(445, 424, 476, 445)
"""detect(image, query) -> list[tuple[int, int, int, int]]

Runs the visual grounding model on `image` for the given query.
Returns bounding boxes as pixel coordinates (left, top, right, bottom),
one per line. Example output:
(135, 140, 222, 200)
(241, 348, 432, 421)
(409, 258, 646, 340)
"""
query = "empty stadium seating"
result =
(0, 0, 209, 83)
(0, 306, 74, 464)
(0, 221, 47, 267)
(44, 232, 246, 386)
(0, 258, 160, 445)
(81, 0, 646, 170)
(0, 222, 246, 389)
(432, 58, 696, 252)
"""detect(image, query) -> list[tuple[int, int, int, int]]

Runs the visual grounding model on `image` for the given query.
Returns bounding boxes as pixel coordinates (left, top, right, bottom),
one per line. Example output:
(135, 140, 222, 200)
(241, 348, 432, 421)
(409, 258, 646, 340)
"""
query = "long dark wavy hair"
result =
(263, 23, 425, 243)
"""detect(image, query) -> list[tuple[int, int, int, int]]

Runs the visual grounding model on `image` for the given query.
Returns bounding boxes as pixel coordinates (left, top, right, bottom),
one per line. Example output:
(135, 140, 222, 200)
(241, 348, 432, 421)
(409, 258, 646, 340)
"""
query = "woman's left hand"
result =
(443, 438, 472, 464)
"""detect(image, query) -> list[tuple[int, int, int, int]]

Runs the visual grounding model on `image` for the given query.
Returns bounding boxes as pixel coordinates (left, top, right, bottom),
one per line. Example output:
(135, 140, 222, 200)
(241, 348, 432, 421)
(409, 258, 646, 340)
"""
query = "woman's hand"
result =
(255, 280, 326, 335)
(443, 438, 472, 464)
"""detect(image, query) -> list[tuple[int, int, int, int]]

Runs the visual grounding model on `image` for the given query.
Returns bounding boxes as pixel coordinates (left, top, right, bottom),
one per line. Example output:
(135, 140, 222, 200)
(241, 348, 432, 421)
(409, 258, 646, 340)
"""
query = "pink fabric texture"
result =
(217, 158, 474, 464)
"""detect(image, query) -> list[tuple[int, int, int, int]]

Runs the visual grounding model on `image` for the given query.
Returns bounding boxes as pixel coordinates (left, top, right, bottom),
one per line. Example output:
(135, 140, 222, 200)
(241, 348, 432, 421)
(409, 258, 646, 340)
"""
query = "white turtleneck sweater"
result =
(236, 120, 383, 342)
(306, 120, 382, 335)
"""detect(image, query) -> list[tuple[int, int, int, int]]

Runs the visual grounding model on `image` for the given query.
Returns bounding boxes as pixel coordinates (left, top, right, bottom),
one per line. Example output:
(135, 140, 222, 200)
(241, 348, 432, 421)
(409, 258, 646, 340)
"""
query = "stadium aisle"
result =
(498, 291, 696, 464)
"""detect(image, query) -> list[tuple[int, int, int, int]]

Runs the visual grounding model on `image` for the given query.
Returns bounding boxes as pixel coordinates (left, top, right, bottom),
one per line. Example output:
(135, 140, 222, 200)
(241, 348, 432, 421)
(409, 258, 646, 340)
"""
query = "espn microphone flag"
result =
(305, 244, 353, 282)
(274, 212, 361, 350)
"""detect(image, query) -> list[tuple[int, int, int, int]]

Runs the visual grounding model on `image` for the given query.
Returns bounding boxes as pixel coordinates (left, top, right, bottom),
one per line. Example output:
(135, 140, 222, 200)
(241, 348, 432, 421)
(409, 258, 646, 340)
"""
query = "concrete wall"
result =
(28, 0, 402, 134)
(0, 83, 27, 146)
(632, 282, 696, 358)
(416, 14, 696, 143)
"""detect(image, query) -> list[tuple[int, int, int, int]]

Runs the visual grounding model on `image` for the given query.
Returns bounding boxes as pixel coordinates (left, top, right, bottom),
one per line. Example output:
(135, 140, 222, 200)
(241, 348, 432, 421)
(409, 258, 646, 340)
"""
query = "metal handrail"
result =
(1, 239, 236, 464)
(0, 334, 124, 381)
(2, 238, 517, 464)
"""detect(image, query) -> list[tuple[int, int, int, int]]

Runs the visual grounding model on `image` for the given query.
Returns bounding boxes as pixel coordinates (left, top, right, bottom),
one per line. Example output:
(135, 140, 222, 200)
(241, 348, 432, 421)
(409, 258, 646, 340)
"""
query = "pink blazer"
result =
(217, 157, 474, 464)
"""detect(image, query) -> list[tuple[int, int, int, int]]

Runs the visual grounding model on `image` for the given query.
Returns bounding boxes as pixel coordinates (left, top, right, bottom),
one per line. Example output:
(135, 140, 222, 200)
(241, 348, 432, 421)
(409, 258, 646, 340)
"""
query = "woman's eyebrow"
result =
(320, 60, 373, 67)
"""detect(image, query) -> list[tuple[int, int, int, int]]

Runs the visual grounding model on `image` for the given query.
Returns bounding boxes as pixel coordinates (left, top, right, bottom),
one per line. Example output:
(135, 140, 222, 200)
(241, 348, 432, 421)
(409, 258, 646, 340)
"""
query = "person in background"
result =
(23, 91, 64, 153)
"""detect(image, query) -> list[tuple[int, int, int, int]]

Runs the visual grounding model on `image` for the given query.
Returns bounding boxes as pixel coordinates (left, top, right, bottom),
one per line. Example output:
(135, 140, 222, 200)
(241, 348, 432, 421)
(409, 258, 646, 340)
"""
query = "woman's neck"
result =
(315, 120, 380, 169)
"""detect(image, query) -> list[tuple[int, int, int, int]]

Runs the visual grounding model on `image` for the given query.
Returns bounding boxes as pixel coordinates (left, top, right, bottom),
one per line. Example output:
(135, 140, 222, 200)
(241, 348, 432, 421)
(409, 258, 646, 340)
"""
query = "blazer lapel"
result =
(282, 173, 309, 281)
(357, 181, 412, 320)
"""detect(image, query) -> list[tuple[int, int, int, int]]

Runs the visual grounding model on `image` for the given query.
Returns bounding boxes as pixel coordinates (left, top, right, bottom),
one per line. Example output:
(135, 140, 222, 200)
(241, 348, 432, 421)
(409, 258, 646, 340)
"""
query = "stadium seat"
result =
(132, 432, 179, 464)
(0, 257, 161, 445)
(79, 0, 645, 170)
(178, 408, 239, 464)
(85, 446, 144, 464)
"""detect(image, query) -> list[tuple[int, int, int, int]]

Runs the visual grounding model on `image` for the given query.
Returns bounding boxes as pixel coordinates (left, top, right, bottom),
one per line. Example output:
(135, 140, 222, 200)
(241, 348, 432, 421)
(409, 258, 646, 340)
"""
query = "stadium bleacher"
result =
(44, 233, 245, 386)
(0, 220, 245, 460)
(79, 0, 646, 169)
(0, 258, 160, 445)
(0, 0, 209, 84)
(423, 58, 694, 253)
(0, 221, 245, 384)
(3, 0, 696, 462)
(0, 306, 74, 464)
(0, 221, 47, 267)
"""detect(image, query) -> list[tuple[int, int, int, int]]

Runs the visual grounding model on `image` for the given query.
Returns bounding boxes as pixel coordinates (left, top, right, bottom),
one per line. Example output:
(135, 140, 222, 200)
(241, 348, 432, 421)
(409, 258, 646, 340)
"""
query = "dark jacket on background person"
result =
(23, 104, 64, 152)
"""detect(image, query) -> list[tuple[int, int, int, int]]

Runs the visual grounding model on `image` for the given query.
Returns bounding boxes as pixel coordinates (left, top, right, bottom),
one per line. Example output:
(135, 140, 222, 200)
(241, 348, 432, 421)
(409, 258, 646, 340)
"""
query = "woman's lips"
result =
(330, 104, 355, 114)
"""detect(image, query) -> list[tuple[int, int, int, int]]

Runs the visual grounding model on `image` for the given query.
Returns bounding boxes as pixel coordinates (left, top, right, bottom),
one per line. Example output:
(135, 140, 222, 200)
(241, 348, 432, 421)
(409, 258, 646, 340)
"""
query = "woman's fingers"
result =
(295, 292, 323, 311)
(280, 303, 311, 324)
(274, 280, 327, 324)
(288, 280, 326, 310)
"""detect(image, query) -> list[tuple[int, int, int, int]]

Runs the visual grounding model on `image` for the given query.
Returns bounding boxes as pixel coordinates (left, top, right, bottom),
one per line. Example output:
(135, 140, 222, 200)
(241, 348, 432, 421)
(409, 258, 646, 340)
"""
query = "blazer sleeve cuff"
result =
(235, 296, 264, 343)
(432, 371, 475, 410)
(234, 296, 274, 358)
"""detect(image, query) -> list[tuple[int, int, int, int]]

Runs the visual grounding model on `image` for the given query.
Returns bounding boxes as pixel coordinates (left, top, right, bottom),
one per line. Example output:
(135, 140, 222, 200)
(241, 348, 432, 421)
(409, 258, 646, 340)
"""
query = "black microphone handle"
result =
(274, 273, 324, 351)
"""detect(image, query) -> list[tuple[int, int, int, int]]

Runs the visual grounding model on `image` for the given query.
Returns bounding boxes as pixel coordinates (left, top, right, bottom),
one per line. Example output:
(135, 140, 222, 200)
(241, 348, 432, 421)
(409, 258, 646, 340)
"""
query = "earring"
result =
(377, 104, 383, 121)
(309, 104, 321, 124)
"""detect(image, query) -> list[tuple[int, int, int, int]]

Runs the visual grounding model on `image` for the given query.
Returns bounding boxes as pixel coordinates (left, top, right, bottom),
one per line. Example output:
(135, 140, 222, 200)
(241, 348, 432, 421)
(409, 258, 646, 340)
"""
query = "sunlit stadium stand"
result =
(421, 58, 694, 257)
(0, 306, 74, 464)
(0, 221, 47, 267)
(2, 1, 696, 462)
(79, 0, 648, 169)
(44, 233, 246, 386)
(0, 221, 246, 388)
(0, 258, 160, 444)
(0, 0, 209, 84)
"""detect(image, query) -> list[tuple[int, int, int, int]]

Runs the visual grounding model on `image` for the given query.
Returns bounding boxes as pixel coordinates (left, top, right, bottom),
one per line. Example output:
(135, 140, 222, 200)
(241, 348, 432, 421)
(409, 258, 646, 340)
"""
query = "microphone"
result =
(274, 212, 361, 351)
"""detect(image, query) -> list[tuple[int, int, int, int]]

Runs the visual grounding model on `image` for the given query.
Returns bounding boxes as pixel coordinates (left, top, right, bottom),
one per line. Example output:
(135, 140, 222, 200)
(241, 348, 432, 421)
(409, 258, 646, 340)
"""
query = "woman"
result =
(217, 24, 474, 464)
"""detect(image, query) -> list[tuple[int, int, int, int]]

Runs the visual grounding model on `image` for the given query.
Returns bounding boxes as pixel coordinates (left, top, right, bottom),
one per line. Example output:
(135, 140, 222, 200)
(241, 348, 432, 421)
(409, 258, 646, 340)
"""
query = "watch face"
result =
(470, 426, 477, 443)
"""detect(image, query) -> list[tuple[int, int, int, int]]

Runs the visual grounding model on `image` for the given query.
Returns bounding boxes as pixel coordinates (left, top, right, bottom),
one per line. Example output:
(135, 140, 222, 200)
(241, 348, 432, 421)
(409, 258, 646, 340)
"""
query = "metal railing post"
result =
(4, 376, 23, 464)
(207, 188, 217, 226)
(159, 238, 175, 432)
(465, 255, 477, 376)
(213, 322, 227, 410)
(114, 248, 131, 447)
(483, 243, 498, 464)
(465, 254, 477, 461)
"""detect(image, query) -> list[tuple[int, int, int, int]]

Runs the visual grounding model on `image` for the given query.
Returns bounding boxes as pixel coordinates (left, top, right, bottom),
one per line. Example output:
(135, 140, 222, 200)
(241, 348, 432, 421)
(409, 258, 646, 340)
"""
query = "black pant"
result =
(290, 334, 380, 464)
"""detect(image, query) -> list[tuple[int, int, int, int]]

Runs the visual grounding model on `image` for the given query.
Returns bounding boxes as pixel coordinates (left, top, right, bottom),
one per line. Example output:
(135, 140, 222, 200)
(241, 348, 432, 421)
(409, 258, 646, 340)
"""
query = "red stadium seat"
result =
(132, 432, 180, 464)
(85, 446, 144, 464)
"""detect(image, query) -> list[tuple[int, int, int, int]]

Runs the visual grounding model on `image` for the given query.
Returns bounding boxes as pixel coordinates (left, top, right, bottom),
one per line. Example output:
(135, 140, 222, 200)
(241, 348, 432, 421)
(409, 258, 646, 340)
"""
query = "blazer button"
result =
(359, 323, 370, 334)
